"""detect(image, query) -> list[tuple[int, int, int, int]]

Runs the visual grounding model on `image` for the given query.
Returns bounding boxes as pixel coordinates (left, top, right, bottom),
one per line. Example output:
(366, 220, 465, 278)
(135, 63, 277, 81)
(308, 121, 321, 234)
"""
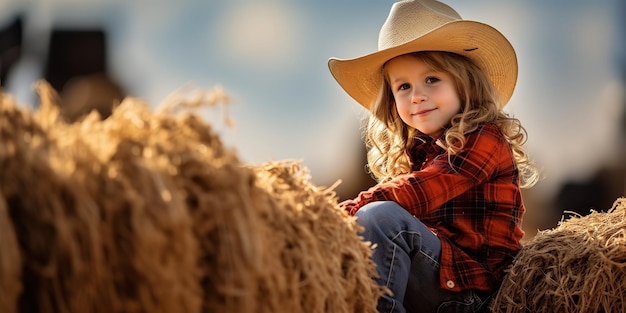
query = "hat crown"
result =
(378, 0, 462, 50)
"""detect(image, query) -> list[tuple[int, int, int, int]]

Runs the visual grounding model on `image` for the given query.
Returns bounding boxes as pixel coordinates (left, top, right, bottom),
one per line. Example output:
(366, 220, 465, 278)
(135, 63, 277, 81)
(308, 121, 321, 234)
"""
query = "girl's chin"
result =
(418, 128, 442, 138)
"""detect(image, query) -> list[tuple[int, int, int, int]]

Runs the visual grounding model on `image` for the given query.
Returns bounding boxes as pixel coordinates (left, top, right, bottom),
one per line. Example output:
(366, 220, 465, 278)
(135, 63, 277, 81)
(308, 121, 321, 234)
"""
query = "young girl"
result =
(328, 1, 538, 312)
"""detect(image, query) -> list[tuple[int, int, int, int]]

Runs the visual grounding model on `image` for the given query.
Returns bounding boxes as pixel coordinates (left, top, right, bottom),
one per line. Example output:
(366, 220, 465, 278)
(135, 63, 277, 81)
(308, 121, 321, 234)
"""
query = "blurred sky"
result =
(1, 0, 625, 224)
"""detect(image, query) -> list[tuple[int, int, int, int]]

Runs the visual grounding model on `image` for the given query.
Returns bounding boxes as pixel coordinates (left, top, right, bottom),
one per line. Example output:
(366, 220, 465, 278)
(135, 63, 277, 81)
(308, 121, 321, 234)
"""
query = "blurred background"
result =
(1, 0, 625, 239)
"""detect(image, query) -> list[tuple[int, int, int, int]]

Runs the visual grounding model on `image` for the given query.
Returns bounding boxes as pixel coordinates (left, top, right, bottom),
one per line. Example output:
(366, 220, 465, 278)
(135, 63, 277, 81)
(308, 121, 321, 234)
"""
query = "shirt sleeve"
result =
(340, 125, 505, 216)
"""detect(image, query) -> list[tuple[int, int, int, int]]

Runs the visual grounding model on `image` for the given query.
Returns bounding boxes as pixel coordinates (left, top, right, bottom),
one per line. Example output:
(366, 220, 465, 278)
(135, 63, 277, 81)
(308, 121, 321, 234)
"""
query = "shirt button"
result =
(446, 280, 455, 289)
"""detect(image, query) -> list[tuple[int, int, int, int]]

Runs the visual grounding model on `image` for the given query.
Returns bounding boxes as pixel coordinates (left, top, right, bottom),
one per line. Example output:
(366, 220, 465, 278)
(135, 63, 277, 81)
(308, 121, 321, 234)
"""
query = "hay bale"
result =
(490, 197, 626, 313)
(1, 82, 203, 313)
(0, 81, 384, 313)
(250, 161, 384, 313)
(0, 184, 22, 313)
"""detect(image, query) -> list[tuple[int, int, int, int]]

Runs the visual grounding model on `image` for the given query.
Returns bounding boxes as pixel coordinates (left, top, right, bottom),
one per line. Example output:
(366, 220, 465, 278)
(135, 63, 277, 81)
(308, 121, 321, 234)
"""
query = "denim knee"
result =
(355, 201, 393, 228)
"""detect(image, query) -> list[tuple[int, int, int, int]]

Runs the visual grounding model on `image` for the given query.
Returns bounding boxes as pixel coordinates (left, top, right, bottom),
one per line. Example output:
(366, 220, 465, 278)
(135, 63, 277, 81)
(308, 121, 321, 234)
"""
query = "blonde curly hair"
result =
(365, 51, 538, 188)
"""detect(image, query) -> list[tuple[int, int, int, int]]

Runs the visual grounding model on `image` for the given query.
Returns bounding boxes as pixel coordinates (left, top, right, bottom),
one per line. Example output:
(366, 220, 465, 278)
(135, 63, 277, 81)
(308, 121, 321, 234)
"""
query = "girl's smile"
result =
(386, 54, 461, 137)
(413, 108, 437, 116)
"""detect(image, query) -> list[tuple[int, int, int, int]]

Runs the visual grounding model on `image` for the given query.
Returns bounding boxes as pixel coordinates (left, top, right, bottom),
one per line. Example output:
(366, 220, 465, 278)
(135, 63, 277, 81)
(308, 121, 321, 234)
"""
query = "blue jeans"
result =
(355, 201, 489, 313)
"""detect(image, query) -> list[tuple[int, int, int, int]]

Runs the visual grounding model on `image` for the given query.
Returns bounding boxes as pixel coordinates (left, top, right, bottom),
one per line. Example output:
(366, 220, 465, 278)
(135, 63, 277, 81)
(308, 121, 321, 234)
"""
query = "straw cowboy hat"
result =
(328, 0, 517, 109)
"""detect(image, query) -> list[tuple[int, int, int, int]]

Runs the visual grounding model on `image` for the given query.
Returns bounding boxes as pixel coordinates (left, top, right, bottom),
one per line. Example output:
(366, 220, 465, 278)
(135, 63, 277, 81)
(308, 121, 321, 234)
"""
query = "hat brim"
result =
(328, 20, 517, 109)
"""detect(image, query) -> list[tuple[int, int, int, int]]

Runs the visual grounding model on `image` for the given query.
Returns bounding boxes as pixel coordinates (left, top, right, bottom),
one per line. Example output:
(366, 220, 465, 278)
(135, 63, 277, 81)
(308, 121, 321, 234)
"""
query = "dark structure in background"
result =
(555, 167, 626, 216)
(552, 119, 626, 217)
(44, 29, 125, 122)
(1, 18, 125, 122)
(44, 30, 107, 93)
(0, 15, 23, 87)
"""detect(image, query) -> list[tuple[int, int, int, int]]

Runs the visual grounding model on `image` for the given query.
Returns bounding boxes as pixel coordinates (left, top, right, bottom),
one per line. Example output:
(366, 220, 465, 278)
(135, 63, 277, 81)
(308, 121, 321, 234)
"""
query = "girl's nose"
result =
(411, 89, 427, 103)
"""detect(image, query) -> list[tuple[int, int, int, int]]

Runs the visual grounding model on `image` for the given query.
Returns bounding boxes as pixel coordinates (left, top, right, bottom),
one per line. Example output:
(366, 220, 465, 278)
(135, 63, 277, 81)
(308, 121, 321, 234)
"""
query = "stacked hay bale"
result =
(0, 82, 385, 313)
(490, 198, 626, 313)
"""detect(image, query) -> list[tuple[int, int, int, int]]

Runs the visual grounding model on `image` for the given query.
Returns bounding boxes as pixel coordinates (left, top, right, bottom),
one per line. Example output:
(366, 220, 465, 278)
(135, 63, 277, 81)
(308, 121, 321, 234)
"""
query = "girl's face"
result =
(386, 54, 461, 137)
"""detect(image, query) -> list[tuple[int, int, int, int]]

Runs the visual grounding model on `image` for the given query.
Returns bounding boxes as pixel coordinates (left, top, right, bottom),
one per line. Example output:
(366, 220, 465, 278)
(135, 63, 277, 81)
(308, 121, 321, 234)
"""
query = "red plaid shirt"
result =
(340, 123, 525, 292)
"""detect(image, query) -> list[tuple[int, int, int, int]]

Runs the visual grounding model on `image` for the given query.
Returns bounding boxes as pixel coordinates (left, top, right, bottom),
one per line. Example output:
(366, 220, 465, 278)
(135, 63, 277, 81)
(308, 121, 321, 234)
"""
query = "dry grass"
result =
(0, 81, 384, 313)
(490, 197, 626, 313)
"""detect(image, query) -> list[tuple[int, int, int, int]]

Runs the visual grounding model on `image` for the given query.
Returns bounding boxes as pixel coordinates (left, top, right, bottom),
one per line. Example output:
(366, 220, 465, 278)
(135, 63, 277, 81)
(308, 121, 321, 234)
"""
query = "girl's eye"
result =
(425, 77, 440, 84)
(398, 83, 410, 91)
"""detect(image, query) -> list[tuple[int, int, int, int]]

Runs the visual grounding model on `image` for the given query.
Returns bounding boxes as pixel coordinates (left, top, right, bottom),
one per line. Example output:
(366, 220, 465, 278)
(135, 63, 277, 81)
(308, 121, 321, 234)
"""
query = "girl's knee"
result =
(355, 201, 404, 227)
(356, 201, 390, 217)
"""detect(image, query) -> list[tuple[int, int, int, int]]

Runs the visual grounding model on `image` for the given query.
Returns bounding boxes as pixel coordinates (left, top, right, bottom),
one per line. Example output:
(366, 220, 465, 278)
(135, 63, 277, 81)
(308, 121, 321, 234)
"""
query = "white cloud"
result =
(213, 2, 303, 70)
